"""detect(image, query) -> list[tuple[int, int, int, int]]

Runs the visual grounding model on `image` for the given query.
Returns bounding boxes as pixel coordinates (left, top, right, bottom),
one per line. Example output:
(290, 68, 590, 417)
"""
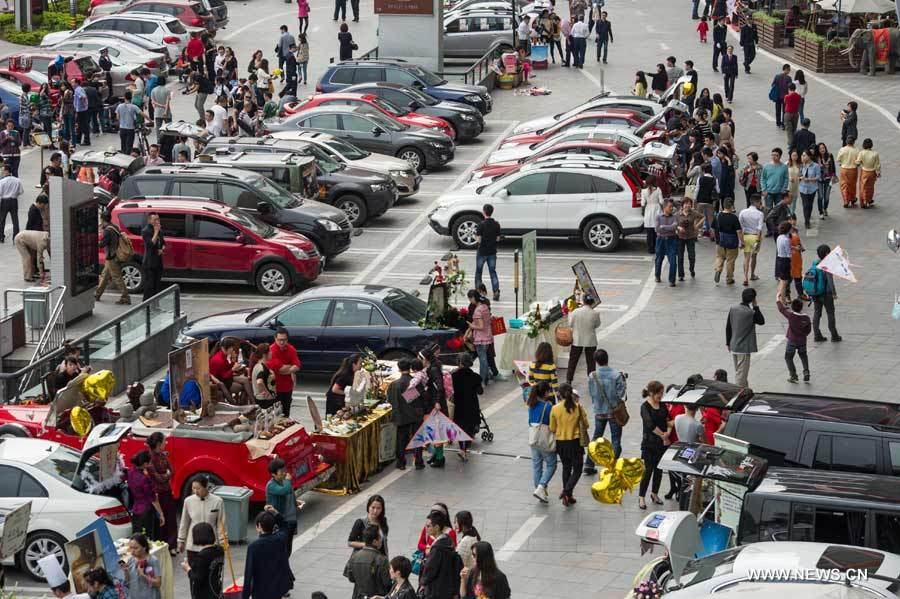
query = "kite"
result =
(406, 408, 473, 450)
(817, 245, 857, 283)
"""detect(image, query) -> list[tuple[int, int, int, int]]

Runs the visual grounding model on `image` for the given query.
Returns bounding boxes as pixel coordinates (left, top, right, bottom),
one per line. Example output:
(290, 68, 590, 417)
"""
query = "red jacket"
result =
(186, 38, 205, 61)
(268, 342, 301, 393)
(209, 349, 233, 384)
(783, 91, 801, 114)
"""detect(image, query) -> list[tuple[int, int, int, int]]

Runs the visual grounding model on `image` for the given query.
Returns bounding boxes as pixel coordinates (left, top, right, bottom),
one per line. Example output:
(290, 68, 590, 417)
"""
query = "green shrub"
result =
(794, 29, 824, 43)
(0, 13, 14, 27)
(39, 10, 76, 30)
(753, 10, 783, 25)
(4, 28, 49, 45)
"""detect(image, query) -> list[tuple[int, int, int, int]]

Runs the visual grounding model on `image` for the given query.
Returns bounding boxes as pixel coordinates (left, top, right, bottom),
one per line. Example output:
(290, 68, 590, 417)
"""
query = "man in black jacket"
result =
(85, 81, 102, 135)
(790, 118, 816, 155)
(242, 508, 293, 599)
(141, 211, 165, 301)
(594, 11, 613, 64)
(711, 18, 727, 72)
(345, 525, 390, 599)
(739, 20, 758, 73)
(419, 510, 462, 599)
(387, 359, 424, 470)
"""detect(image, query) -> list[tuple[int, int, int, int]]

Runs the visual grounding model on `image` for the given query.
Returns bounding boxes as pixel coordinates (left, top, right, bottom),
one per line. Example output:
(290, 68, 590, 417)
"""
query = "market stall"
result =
(312, 407, 394, 494)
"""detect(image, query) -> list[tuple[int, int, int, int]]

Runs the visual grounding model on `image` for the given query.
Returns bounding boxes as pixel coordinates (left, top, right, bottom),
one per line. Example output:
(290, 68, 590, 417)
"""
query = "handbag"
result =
(350, 41, 359, 50)
(411, 549, 424, 575)
(528, 401, 556, 452)
(612, 400, 630, 427)
(768, 82, 778, 102)
(683, 183, 697, 200)
(577, 405, 590, 447)
(555, 326, 573, 347)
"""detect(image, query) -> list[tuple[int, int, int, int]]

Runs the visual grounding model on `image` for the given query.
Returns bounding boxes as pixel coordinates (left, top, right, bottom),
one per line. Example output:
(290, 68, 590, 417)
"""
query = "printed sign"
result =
(374, 0, 433, 14)
(65, 530, 103, 594)
(713, 433, 750, 538)
(76, 518, 122, 580)
(98, 444, 118, 482)
(379, 422, 397, 463)
(0, 501, 31, 559)
(522, 231, 537, 308)
(571, 260, 601, 304)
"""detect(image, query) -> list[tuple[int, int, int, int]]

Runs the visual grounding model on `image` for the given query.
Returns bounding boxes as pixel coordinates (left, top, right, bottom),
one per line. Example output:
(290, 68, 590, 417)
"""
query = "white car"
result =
(51, 36, 169, 78)
(428, 143, 674, 252)
(41, 14, 197, 61)
(0, 425, 133, 581)
(485, 125, 643, 165)
(511, 93, 667, 135)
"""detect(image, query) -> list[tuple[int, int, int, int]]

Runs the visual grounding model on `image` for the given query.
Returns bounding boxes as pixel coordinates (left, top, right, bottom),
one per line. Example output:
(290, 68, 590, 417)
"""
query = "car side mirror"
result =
(496, 188, 510, 198)
(371, 126, 384, 136)
(412, 80, 424, 88)
(234, 233, 246, 244)
(257, 201, 272, 214)
(408, 100, 421, 111)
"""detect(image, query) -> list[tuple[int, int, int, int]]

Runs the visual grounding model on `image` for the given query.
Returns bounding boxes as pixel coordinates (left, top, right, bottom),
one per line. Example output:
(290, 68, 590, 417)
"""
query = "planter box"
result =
(755, 17, 784, 48)
(793, 35, 855, 72)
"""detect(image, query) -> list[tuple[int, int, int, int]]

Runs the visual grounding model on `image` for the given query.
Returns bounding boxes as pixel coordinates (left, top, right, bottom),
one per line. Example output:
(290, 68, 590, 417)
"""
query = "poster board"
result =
(572, 260, 601, 304)
(76, 518, 122, 580)
(0, 501, 31, 560)
(98, 444, 118, 482)
(374, 0, 433, 14)
(378, 422, 397, 463)
(713, 433, 750, 539)
(167, 338, 210, 414)
(307, 395, 323, 432)
(65, 530, 103, 594)
(522, 231, 537, 308)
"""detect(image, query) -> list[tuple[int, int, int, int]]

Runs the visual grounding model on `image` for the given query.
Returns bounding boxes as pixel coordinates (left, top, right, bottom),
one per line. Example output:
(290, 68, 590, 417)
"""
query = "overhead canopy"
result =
(816, 0, 896, 14)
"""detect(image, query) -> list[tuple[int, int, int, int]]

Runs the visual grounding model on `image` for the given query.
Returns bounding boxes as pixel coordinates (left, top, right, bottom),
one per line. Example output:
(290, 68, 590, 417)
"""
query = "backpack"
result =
(108, 225, 134, 262)
(802, 261, 827, 297)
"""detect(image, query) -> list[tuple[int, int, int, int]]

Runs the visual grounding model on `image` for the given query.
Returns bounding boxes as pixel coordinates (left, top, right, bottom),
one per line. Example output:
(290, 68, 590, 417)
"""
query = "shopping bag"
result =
(491, 316, 507, 336)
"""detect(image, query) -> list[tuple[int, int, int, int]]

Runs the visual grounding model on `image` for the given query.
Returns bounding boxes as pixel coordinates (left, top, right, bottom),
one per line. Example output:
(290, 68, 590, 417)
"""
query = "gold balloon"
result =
(70, 406, 93, 437)
(591, 468, 626, 504)
(82, 371, 116, 403)
(682, 82, 694, 97)
(587, 438, 615, 470)
(614, 457, 646, 491)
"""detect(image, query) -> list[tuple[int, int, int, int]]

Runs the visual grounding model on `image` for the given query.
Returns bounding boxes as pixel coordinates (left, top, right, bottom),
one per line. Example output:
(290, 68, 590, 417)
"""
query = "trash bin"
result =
(212, 486, 253, 543)
(23, 287, 51, 329)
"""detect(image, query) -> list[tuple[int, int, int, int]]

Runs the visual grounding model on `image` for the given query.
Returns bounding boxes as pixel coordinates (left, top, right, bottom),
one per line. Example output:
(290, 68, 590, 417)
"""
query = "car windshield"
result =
(369, 112, 406, 132)
(404, 86, 439, 106)
(226, 208, 277, 238)
(383, 289, 427, 323)
(33, 445, 98, 490)
(370, 96, 407, 117)
(673, 547, 743, 590)
(248, 174, 301, 209)
(75, 57, 100, 76)
(410, 65, 445, 86)
(325, 138, 370, 160)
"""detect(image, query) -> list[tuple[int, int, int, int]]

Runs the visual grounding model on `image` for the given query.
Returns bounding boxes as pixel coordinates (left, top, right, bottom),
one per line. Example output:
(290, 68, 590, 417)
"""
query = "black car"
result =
(197, 148, 399, 228)
(265, 105, 455, 172)
(175, 285, 467, 374)
(118, 164, 355, 259)
(343, 82, 484, 141)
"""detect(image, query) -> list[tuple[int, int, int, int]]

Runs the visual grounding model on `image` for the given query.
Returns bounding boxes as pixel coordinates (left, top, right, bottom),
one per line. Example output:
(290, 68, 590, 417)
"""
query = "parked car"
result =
(443, 10, 517, 57)
(117, 0, 217, 34)
(0, 428, 132, 581)
(176, 284, 468, 373)
(85, 0, 128, 22)
(55, 30, 171, 62)
(0, 78, 23, 123)
(267, 105, 454, 172)
(317, 59, 492, 114)
(429, 143, 674, 252)
(511, 93, 667, 135)
(52, 35, 170, 77)
(107, 197, 321, 294)
(196, 148, 397, 228)
(500, 109, 655, 148)
(342, 82, 484, 141)
(484, 126, 641, 167)
(281, 92, 455, 140)
(41, 14, 195, 62)
(470, 139, 629, 181)
(0, 52, 105, 91)
(90, 0, 227, 25)
(0, 68, 53, 104)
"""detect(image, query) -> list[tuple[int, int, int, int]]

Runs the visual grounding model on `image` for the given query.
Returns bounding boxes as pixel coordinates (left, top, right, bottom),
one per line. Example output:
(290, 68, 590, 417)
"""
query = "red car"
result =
(105, 197, 322, 296)
(282, 92, 456, 140)
(117, 0, 216, 31)
(0, 52, 105, 91)
(470, 140, 630, 180)
(0, 67, 59, 106)
(500, 109, 656, 147)
(0, 401, 332, 502)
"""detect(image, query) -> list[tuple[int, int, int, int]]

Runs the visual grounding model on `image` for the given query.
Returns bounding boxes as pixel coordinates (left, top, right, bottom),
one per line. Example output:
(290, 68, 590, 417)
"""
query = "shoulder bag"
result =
(528, 401, 556, 452)
(594, 371, 629, 428)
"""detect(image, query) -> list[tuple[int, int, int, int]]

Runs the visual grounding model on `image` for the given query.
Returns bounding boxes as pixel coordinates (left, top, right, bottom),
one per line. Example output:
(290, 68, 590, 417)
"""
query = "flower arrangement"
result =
(359, 347, 391, 402)
(632, 580, 662, 599)
(523, 304, 549, 339)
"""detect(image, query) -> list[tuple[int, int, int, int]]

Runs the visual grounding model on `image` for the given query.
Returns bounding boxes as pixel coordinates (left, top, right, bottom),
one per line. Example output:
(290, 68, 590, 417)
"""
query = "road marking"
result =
(343, 248, 653, 261)
(755, 110, 776, 123)
(660, 42, 671, 51)
(753, 334, 785, 361)
(223, 9, 297, 40)
(595, 266, 657, 341)
(333, 271, 643, 285)
(352, 122, 518, 285)
(578, 66, 607, 92)
(482, 385, 527, 418)
(496, 515, 546, 561)
(291, 467, 408, 554)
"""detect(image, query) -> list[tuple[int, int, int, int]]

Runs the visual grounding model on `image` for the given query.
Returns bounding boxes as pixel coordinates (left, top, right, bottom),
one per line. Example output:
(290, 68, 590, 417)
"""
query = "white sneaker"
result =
(541, 485, 549, 502)
(533, 484, 548, 503)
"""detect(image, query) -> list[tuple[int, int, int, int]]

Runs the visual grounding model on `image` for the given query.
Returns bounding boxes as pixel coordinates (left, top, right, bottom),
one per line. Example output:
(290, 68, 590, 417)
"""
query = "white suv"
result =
(42, 14, 195, 61)
(428, 143, 675, 252)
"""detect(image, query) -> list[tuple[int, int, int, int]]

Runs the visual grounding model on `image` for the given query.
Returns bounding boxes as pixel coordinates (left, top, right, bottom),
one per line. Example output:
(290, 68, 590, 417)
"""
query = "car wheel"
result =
(122, 261, 144, 293)
(335, 195, 368, 227)
(20, 531, 67, 582)
(397, 146, 425, 172)
(0, 424, 29, 438)
(180, 472, 226, 501)
(381, 349, 415, 362)
(582, 217, 620, 252)
(255, 263, 291, 296)
(451, 214, 483, 249)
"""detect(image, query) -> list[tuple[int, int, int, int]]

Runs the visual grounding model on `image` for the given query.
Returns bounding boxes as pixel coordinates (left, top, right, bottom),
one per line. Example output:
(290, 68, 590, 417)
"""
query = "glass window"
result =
(809, 507, 868, 547)
(593, 176, 623, 193)
(17, 471, 47, 497)
(504, 173, 550, 196)
(330, 301, 386, 327)
(33, 446, 88, 486)
(0, 465, 21, 497)
(330, 68, 355, 84)
(487, 17, 508, 31)
(131, 178, 169, 197)
(278, 299, 330, 327)
(758, 499, 789, 542)
(307, 114, 340, 130)
(384, 68, 417, 86)
(813, 435, 831, 469)
(816, 545, 886, 573)
(790, 504, 814, 542)
(118, 213, 145, 235)
(551, 173, 594, 195)
(158, 214, 187, 237)
(321, 99, 351, 107)
(890, 442, 900, 475)
(166, 19, 186, 34)
(733, 416, 802, 466)
(140, 21, 160, 35)
(383, 290, 426, 323)
(220, 183, 257, 209)
(342, 115, 374, 133)
(174, 180, 217, 199)
(194, 215, 239, 241)
(445, 19, 460, 33)
(875, 513, 900, 554)
(831, 436, 877, 473)
(351, 67, 384, 84)
(379, 88, 411, 107)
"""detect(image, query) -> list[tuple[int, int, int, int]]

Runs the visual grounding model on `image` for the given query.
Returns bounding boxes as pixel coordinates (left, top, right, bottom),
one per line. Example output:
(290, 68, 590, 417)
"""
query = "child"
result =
(788, 216, 808, 301)
(697, 16, 709, 43)
(776, 294, 812, 383)
(402, 359, 428, 402)
(265, 457, 303, 558)
(516, 46, 532, 82)
(262, 91, 278, 119)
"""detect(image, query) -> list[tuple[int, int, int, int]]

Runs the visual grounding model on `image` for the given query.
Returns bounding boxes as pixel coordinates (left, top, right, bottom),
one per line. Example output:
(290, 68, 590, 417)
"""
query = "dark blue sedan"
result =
(175, 285, 466, 374)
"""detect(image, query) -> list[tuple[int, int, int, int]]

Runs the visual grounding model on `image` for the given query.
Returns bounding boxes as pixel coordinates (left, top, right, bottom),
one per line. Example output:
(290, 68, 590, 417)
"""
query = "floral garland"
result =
(79, 454, 127, 495)
(632, 580, 662, 599)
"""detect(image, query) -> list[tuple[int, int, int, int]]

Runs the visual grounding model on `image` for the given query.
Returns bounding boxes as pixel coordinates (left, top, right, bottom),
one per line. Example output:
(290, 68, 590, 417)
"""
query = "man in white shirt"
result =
(210, 94, 228, 134)
(738, 194, 765, 286)
(205, 110, 224, 137)
(570, 16, 590, 68)
(0, 162, 24, 243)
(517, 16, 532, 53)
(565, 295, 601, 384)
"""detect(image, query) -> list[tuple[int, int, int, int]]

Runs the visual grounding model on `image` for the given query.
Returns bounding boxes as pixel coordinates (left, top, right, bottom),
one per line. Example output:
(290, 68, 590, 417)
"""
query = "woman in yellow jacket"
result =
(549, 383, 589, 507)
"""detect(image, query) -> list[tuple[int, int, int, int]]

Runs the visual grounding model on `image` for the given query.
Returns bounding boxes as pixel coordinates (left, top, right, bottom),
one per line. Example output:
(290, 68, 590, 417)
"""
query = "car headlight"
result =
(316, 218, 341, 231)
(389, 169, 410, 177)
(289, 246, 309, 260)
(370, 183, 387, 192)
(460, 113, 476, 121)
(431, 126, 443, 132)
(464, 94, 482, 102)
(429, 141, 445, 149)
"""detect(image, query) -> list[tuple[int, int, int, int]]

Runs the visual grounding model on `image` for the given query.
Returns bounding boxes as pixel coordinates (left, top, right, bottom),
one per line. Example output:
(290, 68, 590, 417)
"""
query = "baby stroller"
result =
(478, 409, 493, 441)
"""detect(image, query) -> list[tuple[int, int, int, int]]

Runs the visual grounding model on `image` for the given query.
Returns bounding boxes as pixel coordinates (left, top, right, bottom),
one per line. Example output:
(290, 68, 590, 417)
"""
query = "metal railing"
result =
(3, 285, 67, 344)
(329, 46, 379, 64)
(20, 286, 68, 397)
(454, 40, 509, 86)
(0, 285, 182, 404)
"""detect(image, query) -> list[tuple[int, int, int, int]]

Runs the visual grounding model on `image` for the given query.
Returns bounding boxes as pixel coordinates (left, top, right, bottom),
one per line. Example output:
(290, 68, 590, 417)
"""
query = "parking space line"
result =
(329, 271, 642, 286)
(496, 515, 547, 561)
(595, 266, 657, 342)
(343, 248, 653, 261)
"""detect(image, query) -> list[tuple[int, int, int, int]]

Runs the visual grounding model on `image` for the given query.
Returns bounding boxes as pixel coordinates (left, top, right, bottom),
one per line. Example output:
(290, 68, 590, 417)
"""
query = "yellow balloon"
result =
(614, 457, 645, 491)
(70, 406, 93, 437)
(587, 438, 615, 470)
(591, 468, 626, 504)
(83, 371, 116, 403)
(682, 82, 694, 97)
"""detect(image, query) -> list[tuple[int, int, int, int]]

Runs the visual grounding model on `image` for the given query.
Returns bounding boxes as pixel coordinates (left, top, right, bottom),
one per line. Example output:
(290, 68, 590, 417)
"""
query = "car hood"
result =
(499, 132, 541, 147)
(335, 164, 394, 184)
(289, 198, 347, 222)
(405, 113, 447, 129)
(350, 153, 415, 172)
(511, 114, 556, 135)
(434, 100, 482, 116)
(41, 30, 76, 46)
(435, 81, 487, 96)
(435, 185, 485, 209)
(406, 128, 452, 143)
(271, 227, 315, 251)
(185, 307, 266, 331)
(486, 144, 535, 164)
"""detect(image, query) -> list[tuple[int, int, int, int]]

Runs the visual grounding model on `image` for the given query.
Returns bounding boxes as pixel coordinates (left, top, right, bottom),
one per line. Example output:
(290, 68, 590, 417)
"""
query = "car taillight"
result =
(96, 505, 131, 526)
(145, 60, 158, 68)
(190, 16, 203, 26)
(163, 35, 180, 44)
(315, 82, 323, 93)
(445, 335, 464, 351)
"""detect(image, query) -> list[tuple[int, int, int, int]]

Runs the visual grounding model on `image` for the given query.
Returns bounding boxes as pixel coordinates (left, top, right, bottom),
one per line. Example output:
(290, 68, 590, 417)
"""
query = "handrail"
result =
(458, 40, 509, 85)
(18, 286, 68, 397)
(329, 46, 379, 64)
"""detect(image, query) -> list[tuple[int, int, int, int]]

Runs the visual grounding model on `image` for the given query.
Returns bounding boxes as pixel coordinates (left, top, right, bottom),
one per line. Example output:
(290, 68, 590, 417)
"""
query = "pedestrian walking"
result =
(388, 359, 425, 470)
(150, 77, 172, 141)
(856, 138, 880, 209)
(141, 212, 165, 301)
(760, 147, 788, 211)
(783, 83, 801, 147)
(594, 11, 612, 63)
(721, 45, 738, 102)
(527, 382, 557, 503)
(14, 229, 49, 282)
(338, 23, 355, 61)
(297, 33, 310, 85)
(787, 149, 800, 214)
(548, 14, 563, 64)
(146, 432, 177, 552)
(565, 295, 601, 383)
(266, 457, 300, 558)
(711, 18, 727, 71)
(776, 294, 811, 383)
(650, 63, 668, 96)
(116, 91, 142, 155)
(637, 380, 670, 510)
(641, 176, 662, 253)
(419, 509, 461, 599)
(739, 18, 757, 73)
(697, 16, 709, 42)
(836, 136, 859, 208)
(242, 507, 294, 599)
(738, 195, 764, 286)
(790, 117, 816, 156)
(345, 525, 390, 599)
(127, 451, 164, 539)
(527, 341, 559, 397)
(816, 142, 835, 219)
(297, 0, 310, 33)
(571, 16, 589, 68)
(96, 212, 131, 305)
(276, 25, 295, 79)
(726, 287, 765, 387)
(774, 221, 793, 301)
(584, 349, 626, 469)
(450, 354, 482, 461)
(654, 199, 678, 287)
(770, 64, 791, 128)
(349, 0, 359, 21)
(840, 101, 858, 147)
(549, 383, 588, 507)
(460, 542, 510, 599)
(474, 203, 501, 300)
(181, 523, 224, 599)
(73, 79, 90, 146)
(177, 476, 226, 558)
(0, 119, 21, 177)
(713, 199, 742, 285)
(676, 197, 703, 280)
(808, 244, 841, 342)
(716, 146, 735, 202)
(191, 70, 214, 121)
(560, 15, 573, 66)
(793, 69, 807, 121)
(0, 163, 23, 242)
(798, 149, 820, 228)
(18, 86, 34, 145)
(739, 151, 761, 208)
(466, 291, 493, 388)
(268, 327, 301, 416)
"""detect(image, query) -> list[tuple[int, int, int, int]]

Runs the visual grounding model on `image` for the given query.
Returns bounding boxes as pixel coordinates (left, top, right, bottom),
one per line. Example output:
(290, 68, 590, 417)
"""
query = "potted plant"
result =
(793, 29, 853, 72)
(753, 10, 785, 48)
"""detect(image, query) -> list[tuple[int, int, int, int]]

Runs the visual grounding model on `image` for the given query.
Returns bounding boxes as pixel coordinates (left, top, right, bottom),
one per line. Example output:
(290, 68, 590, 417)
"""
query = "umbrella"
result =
(816, 0, 895, 14)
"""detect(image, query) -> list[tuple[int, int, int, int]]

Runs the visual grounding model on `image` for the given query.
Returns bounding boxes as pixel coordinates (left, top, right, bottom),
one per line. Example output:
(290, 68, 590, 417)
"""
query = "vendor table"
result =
(497, 322, 567, 372)
(312, 408, 393, 494)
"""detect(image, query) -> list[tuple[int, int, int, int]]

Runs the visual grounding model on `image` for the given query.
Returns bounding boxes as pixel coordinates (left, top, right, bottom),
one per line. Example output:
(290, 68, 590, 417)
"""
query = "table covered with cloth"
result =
(497, 322, 567, 371)
(313, 408, 393, 495)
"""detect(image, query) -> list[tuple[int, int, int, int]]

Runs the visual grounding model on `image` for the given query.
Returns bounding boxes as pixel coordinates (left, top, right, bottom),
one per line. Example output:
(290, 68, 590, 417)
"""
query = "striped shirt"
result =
(528, 361, 559, 393)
